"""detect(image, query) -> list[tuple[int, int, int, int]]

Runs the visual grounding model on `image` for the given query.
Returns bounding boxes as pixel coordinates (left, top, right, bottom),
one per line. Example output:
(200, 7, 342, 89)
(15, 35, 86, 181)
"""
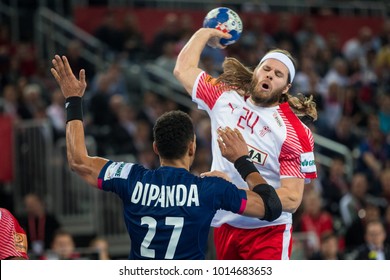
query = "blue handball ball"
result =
(203, 7, 243, 47)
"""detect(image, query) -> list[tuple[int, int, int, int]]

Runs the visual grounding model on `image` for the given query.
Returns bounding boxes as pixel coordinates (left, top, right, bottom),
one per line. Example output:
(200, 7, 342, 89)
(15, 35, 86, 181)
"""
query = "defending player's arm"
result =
(51, 55, 108, 187)
(173, 28, 231, 95)
(218, 127, 283, 221)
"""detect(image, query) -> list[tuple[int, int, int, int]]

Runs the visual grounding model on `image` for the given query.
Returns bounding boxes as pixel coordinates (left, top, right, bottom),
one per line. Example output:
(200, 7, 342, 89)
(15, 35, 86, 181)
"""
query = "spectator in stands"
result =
(315, 32, 343, 76)
(352, 220, 390, 260)
(1, 83, 20, 121)
(272, 12, 298, 54)
(66, 40, 95, 83)
(46, 88, 65, 141)
(293, 56, 318, 95)
(238, 17, 274, 61)
(344, 202, 381, 252)
(0, 208, 29, 260)
(379, 169, 390, 205)
(320, 156, 349, 216)
(321, 57, 349, 95)
(150, 13, 182, 59)
(19, 193, 61, 258)
(375, 44, 390, 93)
(356, 114, 390, 183)
(341, 86, 367, 129)
(377, 19, 390, 47)
(323, 82, 343, 129)
(45, 229, 78, 260)
(377, 93, 390, 135)
(90, 61, 128, 100)
(138, 91, 166, 125)
(14, 42, 37, 78)
(0, 24, 13, 87)
(155, 41, 178, 73)
(131, 119, 154, 157)
(298, 190, 334, 251)
(94, 11, 123, 52)
(137, 145, 159, 170)
(309, 231, 344, 260)
(339, 173, 369, 228)
(384, 205, 390, 246)
(342, 26, 377, 65)
(89, 237, 110, 260)
(326, 116, 360, 152)
(295, 17, 325, 50)
(121, 13, 145, 61)
(111, 104, 138, 156)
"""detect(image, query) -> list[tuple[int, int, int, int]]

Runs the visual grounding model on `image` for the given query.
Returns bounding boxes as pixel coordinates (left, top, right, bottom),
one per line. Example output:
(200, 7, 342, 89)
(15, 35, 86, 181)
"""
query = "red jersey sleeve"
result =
(193, 72, 227, 110)
(278, 103, 317, 180)
(0, 208, 29, 260)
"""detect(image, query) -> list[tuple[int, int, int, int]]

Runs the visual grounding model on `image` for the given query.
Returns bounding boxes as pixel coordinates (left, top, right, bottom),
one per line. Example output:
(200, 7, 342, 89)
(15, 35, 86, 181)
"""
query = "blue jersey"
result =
(98, 161, 247, 260)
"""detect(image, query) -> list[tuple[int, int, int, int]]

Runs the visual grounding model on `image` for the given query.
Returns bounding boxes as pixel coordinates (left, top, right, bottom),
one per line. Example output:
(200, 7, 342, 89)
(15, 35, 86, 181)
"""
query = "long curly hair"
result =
(216, 49, 318, 121)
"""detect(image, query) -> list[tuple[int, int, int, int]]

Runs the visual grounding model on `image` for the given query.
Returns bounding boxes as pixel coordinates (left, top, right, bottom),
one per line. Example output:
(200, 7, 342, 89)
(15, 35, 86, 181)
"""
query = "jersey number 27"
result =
(141, 216, 184, 259)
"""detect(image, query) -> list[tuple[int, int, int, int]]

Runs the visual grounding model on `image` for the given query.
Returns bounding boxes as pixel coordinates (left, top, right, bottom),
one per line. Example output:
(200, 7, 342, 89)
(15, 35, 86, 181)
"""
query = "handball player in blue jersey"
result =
(51, 55, 280, 259)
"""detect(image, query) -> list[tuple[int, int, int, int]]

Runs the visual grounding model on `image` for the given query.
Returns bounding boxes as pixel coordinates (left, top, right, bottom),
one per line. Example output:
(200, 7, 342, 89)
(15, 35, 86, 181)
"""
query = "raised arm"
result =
(51, 55, 108, 187)
(173, 28, 231, 95)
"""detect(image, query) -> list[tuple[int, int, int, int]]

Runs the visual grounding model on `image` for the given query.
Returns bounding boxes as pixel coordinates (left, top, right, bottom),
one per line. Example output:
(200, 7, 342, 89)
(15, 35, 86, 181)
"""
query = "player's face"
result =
(249, 59, 291, 106)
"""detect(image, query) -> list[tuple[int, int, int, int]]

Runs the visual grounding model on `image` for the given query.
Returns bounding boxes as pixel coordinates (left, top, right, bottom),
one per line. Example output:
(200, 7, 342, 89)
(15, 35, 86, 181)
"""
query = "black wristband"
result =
(65, 96, 83, 123)
(234, 155, 259, 180)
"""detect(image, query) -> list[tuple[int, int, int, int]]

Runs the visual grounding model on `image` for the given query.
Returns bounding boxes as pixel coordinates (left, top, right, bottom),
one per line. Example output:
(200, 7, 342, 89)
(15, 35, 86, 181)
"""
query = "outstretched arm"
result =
(173, 28, 231, 95)
(51, 55, 108, 187)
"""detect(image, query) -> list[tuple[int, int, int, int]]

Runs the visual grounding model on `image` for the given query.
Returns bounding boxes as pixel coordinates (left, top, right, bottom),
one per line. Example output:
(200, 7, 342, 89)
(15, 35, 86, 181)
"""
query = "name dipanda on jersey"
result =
(131, 182, 200, 208)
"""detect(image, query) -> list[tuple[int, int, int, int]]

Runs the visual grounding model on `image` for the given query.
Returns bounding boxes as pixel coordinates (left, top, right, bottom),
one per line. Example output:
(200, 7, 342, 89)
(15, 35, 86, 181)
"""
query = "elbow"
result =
(286, 195, 303, 213)
(67, 153, 88, 175)
(173, 65, 182, 80)
(68, 158, 82, 173)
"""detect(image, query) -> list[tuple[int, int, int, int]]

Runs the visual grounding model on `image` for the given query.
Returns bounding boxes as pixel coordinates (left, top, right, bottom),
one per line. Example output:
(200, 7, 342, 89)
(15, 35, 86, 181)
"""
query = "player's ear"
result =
(188, 139, 196, 157)
(282, 83, 291, 94)
(152, 142, 159, 156)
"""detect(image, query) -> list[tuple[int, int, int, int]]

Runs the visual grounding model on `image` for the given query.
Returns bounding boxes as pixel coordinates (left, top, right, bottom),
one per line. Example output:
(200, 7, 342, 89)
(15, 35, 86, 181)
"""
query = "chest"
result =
(213, 98, 287, 164)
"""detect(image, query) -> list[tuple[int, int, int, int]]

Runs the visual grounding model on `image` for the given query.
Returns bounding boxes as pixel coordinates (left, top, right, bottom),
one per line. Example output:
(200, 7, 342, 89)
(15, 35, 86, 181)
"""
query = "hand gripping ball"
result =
(203, 7, 243, 47)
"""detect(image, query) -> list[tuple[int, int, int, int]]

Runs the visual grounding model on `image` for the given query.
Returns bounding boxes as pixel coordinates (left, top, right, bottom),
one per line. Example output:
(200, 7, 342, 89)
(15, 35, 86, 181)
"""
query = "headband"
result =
(259, 52, 295, 83)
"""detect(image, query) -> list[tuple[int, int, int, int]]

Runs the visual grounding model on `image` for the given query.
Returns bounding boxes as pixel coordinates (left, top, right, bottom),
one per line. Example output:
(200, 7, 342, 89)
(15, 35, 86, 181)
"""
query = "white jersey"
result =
(192, 72, 317, 229)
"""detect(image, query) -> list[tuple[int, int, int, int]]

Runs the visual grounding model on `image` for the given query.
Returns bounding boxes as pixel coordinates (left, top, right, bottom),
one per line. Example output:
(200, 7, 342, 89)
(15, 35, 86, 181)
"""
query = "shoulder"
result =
(199, 175, 235, 188)
(278, 102, 314, 149)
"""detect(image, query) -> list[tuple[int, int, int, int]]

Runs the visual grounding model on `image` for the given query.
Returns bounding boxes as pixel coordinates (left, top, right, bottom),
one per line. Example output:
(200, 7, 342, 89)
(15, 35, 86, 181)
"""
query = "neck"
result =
(160, 157, 190, 171)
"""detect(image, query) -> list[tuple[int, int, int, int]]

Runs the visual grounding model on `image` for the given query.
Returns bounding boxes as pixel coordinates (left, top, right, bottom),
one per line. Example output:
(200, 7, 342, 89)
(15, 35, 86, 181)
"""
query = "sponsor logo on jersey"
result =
(273, 112, 283, 127)
(105, 162, 132, 180)
(300, 152, 316, 173)
(247, 144, 268, 166)
(131, 182, 200, 208)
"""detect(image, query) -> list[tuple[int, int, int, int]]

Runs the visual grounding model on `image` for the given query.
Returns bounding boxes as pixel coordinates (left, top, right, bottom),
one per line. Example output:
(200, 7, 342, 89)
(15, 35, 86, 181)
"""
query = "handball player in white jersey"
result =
(174, 28, 318, 260)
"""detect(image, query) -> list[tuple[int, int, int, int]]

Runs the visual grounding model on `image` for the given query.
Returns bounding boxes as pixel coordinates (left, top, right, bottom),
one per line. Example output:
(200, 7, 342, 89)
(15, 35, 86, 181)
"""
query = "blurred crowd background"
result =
(0, 0, 390, 260)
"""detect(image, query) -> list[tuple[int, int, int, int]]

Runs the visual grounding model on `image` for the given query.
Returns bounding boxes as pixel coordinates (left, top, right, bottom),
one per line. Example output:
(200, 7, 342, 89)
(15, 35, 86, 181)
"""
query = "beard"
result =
(248, 77, 285, 107)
